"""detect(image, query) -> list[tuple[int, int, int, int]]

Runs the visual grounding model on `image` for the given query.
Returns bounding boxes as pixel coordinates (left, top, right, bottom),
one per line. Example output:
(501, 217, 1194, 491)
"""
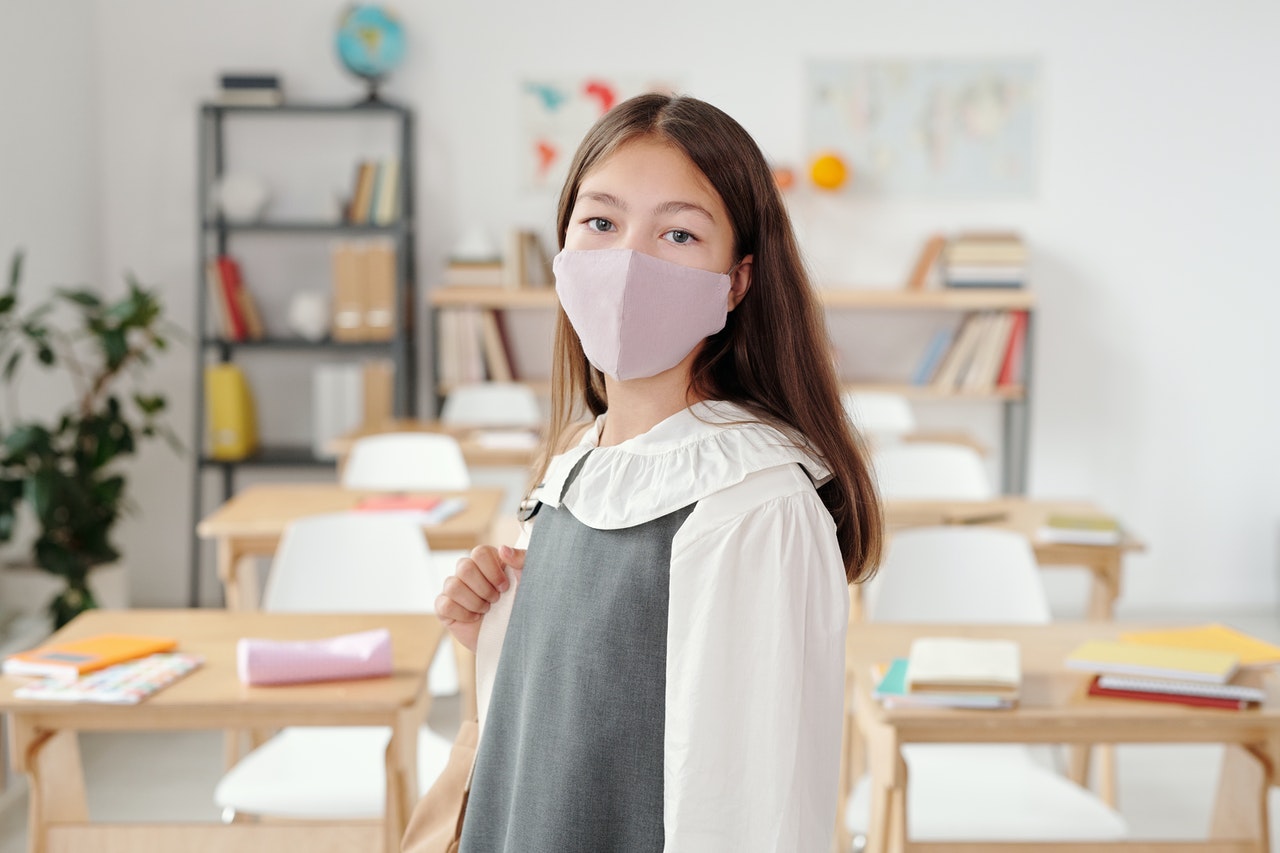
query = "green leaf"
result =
(36, 345, 55, 365)
(59, 289, 103, 308)
(3, 349, 20, 380)
(133, 393, 167, 415)
(0, 294, 14, 314)
(101, 329, 128, 368)
(4, 424, 50, 456)
(7, 250, 22, 291)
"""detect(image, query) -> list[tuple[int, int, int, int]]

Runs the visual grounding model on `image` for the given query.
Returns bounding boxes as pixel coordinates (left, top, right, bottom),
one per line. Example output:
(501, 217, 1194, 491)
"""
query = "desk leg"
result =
(10, 721, 88, 853)
(1208, 744, 1269, 849)
(385, 691, 429, 853)
(1086, 552, 1122, 621)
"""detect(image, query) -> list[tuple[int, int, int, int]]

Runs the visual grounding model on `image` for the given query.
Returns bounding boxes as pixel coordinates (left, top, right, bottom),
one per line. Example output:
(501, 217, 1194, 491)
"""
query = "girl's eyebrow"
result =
(580, 192, 715, 223)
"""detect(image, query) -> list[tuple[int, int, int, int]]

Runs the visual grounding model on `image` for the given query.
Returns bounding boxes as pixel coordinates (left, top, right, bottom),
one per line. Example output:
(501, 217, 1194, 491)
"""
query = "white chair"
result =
(842, 390, 916, 442)
(872, 441, 993, 500)
(340, 432, 470, 696)
(440, 381, 543, 428)
(215, 512, 454, 823)
(341, 432, 471, 492)
(847, 527, 1126, 847)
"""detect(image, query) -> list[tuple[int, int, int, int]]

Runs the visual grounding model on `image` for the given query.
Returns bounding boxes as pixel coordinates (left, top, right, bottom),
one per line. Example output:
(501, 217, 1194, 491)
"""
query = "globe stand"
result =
(356, 76, 386, 105)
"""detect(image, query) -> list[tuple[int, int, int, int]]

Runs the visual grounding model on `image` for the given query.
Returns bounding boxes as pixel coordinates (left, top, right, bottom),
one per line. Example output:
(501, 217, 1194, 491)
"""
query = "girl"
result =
(436, 93, 882, 851)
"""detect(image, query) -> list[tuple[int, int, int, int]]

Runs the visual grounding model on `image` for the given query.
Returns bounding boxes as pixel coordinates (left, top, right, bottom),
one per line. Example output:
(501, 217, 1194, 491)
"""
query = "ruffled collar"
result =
(531, 400, 831, 530)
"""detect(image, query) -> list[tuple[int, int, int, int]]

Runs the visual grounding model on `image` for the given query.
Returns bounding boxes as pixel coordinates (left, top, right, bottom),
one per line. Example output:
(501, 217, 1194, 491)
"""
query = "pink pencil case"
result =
(237, 628, 393, 686)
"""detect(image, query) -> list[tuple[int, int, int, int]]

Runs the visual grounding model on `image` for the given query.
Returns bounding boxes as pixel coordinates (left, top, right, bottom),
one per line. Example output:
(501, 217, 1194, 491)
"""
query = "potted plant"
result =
(0, 250, 178, 628)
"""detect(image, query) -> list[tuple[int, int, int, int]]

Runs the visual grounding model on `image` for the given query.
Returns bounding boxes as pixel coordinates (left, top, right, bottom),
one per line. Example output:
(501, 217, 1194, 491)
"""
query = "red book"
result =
(996, 310, 1028, 387)
(355, 495, 442, 512)
(215, 255, 248, 341)
(1087, 676, 1251, 711)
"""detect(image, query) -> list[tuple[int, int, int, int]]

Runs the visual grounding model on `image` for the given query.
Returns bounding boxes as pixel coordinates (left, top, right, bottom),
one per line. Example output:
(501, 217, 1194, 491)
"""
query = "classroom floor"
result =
(2, 611, 1279, 852)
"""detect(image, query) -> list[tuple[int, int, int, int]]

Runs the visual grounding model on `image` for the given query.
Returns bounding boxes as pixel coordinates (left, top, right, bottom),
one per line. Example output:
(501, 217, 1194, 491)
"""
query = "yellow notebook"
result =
(1121, 624, 1280, 667)
(3, 634, 178, 681)
(1065, 640, 1238, 684)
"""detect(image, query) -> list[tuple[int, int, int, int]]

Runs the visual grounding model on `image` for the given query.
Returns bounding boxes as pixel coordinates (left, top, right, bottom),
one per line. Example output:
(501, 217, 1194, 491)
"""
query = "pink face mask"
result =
(553, 248, 733, 381)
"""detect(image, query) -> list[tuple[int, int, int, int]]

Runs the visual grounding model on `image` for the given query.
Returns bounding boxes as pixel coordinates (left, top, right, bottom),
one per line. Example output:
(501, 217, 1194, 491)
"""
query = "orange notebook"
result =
(3, 634, 178, 682)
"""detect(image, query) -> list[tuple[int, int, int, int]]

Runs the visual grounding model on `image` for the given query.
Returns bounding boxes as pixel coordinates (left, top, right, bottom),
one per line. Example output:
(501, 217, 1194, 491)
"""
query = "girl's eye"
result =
(664, 229, 695, 245)
(586, 217, 614, 233)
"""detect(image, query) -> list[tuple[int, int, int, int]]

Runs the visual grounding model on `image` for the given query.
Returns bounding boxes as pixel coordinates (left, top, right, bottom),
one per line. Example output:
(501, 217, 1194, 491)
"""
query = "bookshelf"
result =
(427, 285, 1035, 494)
(191, 100, 419, 606)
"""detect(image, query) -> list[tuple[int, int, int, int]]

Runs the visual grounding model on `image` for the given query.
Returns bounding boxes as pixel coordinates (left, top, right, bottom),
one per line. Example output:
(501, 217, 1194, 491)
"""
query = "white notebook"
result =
(905, 637, 1021, 695)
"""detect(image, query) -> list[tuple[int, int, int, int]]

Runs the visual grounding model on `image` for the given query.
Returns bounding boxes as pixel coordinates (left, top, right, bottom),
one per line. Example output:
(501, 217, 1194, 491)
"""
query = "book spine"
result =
(215, 256, 248, 341)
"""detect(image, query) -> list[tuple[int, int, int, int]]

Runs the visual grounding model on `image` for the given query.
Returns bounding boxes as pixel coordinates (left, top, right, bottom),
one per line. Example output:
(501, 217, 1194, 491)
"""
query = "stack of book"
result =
(914, 309, 1028, 392)
(1038, 513, 1124, 545)
(1067, 629, 1277, 710)
(344, 159, 401, 225)
(206, 254, 265, 342)
(944, 232, 1027, 288)
(4, 633, 202, 704)
(216, 73, 284, 107)
(874, 636, 1021, 709)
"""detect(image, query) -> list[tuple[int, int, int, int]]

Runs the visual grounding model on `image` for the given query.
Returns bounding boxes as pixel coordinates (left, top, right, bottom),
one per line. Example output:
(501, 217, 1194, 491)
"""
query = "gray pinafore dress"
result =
(458, 454, 695, 852)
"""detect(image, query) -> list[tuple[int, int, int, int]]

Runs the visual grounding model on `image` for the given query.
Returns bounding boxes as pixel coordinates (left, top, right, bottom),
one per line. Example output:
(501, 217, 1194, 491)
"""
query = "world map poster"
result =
(521, 77, 677, 191)
(808, 59, 1039, 198)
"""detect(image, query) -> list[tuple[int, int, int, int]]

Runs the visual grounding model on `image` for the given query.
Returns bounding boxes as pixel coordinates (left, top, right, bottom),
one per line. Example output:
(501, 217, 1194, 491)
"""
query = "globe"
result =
(336, 5, 406, 100)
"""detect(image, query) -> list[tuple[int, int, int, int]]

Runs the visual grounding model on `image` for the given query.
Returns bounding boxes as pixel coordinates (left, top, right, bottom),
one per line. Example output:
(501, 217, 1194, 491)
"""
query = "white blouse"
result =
(476, 400, 849, 851)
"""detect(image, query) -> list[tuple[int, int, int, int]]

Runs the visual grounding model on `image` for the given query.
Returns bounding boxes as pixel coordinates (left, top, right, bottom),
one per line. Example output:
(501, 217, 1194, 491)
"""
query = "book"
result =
(213, 256, 248, 341)
(374, 158, 400, 224)
(997, 310, 1028, 387)
(444, 260, 505, 287)
(1119, 624, 1280, 667)
(356, 494, 442, 513)
(360, 359, 394, 428)
(1065, 640, 1238, 684)
(14, 653, 203, 704)
(905, 234, 946, 291)
(311, 363, 364, 459)
(479, 310, 514, 381)
(904, 637, 1021, 697)
(932, 311, 991, 391)
(911, 328, 954, 385)
(4, 634, 179, 681)
(1087, 675, 1260, 711)
(205, 260, 236, 339)
(1038, 513, 1123, 545)
(217, 255, 264, 340)
(874, 658, 1014, 709)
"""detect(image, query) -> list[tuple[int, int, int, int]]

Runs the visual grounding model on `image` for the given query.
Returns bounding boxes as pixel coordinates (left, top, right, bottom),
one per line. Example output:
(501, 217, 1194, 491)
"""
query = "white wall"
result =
(6, 0, 1278, 612)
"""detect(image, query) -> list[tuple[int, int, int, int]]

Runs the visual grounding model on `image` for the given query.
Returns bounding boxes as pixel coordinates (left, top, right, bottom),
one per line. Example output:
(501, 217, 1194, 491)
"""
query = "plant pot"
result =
(0, 562, 129, 616)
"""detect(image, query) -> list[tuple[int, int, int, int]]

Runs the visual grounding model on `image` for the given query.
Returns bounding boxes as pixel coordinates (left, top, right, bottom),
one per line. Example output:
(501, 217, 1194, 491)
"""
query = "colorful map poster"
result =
(807, 59, 1039, 197)
(522, 77, 677, 191)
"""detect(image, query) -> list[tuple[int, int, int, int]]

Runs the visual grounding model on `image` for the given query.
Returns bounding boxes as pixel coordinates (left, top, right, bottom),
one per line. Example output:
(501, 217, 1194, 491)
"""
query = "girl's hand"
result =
(435, 544, 525, 653)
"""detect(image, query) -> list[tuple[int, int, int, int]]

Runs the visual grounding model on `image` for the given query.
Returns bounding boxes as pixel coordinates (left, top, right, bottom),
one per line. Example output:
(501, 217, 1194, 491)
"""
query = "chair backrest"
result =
(873, 442, 993, 500)
(440, 382, 543, 428)
(842, 391, 916, 440)
(263, 512, 435, 613)
(865, 527, 1050, 624)
(342, 432, 471, 492)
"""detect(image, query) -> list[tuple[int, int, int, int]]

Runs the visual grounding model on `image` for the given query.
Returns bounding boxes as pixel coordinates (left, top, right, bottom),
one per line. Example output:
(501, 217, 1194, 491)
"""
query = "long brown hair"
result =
(537, 93, 882, 584)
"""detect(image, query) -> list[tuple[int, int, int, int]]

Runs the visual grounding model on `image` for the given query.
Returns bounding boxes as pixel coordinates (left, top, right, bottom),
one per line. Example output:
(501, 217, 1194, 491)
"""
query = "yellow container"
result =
(205, 364, 258, 460)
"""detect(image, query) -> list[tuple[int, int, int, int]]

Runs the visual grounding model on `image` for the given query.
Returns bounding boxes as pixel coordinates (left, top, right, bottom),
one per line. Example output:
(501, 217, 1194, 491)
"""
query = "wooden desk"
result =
(0, 609, 441, 853)
(881, 498, 1146, 620)
(845, 622, 1280, 853)
(326, 419, 541, 468)
(196, 484, 505, 611)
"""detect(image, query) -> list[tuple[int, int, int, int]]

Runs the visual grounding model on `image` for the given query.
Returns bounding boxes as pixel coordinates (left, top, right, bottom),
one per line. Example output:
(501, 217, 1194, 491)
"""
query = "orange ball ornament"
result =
(809, 151, 850, 191)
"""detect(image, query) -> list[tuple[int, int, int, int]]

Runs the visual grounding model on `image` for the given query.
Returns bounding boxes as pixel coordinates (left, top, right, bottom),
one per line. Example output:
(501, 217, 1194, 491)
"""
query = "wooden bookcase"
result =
(428, 285, 1035, 493)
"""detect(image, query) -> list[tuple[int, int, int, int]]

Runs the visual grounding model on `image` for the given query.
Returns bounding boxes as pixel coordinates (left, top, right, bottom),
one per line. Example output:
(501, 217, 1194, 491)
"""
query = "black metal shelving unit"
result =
(191, 100, 418, 606)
